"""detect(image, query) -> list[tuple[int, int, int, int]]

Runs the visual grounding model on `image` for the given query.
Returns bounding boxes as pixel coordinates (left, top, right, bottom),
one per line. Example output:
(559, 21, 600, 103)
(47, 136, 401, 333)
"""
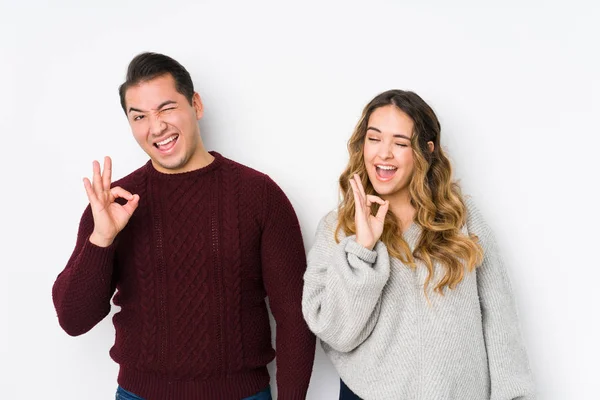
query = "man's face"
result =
(125, 74, 204, 173)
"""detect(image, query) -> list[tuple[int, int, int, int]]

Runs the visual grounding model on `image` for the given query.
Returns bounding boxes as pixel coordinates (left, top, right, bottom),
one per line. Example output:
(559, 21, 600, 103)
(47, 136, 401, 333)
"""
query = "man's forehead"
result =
(125, 78, 180, 111)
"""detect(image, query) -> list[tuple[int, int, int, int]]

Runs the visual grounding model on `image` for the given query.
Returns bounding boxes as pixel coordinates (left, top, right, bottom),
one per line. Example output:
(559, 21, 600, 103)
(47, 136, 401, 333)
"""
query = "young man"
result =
(52, 52, 315, 400)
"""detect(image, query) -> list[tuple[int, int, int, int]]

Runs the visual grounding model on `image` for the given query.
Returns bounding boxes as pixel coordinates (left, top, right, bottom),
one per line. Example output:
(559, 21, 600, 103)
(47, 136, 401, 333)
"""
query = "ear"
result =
(427, 141, 435, 153)
(192, 92, 204, 120)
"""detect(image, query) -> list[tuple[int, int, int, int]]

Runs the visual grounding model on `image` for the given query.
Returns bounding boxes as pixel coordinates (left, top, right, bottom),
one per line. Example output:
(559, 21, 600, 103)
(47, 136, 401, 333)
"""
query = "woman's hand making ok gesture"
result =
(349, 174, 389, 250)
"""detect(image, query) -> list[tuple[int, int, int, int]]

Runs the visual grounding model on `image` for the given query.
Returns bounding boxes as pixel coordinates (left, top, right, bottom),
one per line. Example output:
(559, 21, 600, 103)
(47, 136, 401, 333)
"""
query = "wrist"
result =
(89, 232, 115, 248)
(356, 237, 375, 250)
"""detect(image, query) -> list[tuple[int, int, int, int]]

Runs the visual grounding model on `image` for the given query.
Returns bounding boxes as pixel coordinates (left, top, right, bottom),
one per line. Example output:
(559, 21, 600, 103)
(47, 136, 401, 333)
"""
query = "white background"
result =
(1, 1, 598, 399)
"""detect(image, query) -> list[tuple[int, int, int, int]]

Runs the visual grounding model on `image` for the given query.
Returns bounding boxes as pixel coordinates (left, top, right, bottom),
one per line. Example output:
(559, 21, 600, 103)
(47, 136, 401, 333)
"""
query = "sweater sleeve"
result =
(52, 205, 117, 336)
(302, 211, 391, 353)
(466, 199, 536, 400)
(259, 176, 316, 400)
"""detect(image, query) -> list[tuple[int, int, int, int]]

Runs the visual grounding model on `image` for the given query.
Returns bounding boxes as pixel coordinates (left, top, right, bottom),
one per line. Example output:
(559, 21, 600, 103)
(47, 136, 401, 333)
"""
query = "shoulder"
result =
(219, 155, 276, 194)
(320, 209, 339, 230)
(220, 156, 300, 225)
(463, 196, 494, 245)
(224, 157, 294, 207)
(316, 209, 341, 238)
(222, 155, 267, 180)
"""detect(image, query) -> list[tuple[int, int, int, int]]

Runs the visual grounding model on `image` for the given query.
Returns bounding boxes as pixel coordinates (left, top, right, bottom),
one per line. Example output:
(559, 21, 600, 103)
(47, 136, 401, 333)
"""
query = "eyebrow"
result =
(366, 126, 411, 140)
(128, 100, 178, 114)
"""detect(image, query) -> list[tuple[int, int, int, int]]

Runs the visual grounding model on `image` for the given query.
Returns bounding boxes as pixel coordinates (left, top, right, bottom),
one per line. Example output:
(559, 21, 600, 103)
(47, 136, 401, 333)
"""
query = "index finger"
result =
(353, 174, 367, 199)
(366, 195, 386, 206)
(102, 156, 112, 191)
(349, 178, 365, 211)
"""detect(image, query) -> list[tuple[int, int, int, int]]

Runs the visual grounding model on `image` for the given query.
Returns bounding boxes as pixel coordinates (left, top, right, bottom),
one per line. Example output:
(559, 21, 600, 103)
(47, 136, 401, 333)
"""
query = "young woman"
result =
(302, 90, 535, 400)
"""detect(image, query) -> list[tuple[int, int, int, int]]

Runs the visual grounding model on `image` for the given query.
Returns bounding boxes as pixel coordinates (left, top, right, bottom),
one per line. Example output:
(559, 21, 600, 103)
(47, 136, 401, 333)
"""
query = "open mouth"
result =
(375, 164, 397, 180)
(153, 134, 179, 153)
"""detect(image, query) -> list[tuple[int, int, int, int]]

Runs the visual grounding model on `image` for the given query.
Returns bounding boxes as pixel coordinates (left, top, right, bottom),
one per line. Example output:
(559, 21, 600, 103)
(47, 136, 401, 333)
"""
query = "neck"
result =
(184, 146, 215, 171)
(152, 143, 215, 175)
(383, 189, 415, 232)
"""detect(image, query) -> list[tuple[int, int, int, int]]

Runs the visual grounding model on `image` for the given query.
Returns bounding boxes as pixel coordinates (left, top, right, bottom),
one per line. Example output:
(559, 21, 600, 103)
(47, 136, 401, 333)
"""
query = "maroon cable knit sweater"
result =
(52, 152, 315, 400)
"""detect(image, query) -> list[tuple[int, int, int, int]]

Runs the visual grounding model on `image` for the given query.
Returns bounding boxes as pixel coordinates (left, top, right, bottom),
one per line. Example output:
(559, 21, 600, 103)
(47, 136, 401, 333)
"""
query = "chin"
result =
(153, 154, 186, 170)
(372, 185, 395, 196)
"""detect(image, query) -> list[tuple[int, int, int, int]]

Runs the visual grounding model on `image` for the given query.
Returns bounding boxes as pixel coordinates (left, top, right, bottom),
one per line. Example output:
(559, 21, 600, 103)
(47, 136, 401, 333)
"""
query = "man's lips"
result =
(154, 134, 179, 153)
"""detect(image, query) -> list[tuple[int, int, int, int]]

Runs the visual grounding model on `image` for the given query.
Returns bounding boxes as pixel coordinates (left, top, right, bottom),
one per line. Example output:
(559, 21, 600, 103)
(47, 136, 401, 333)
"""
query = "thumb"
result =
(121, 194, 140, 217)
(375, 200, 389, 222)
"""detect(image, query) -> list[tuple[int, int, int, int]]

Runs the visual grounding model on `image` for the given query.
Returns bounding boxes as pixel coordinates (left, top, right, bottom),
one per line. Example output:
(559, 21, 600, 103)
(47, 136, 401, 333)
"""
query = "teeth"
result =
(377, 165, 397, 170)
(156, 135, 177, 146)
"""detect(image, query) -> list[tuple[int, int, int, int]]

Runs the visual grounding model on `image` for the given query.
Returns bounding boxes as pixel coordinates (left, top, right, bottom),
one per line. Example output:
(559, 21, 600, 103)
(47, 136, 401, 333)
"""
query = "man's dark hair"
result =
(118, 52, 195, 114)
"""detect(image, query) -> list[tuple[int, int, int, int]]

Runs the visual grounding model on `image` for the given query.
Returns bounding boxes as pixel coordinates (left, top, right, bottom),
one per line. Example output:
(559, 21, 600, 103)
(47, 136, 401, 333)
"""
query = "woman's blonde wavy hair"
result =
(335, 90, 483, 295)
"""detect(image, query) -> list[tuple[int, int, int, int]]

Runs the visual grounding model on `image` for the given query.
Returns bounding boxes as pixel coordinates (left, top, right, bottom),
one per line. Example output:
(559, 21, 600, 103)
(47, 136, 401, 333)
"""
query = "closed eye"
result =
(367, 137, 380, 142)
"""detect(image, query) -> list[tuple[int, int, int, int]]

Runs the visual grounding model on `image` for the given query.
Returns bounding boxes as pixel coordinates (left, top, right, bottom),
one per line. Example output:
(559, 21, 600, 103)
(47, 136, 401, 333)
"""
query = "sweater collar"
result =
(145, 151, 225, 180)
(402, 222, 422, 251)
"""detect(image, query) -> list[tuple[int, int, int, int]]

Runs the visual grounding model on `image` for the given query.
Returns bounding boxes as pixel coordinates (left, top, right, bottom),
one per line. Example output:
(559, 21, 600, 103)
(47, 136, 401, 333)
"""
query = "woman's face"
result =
(363, 105, 416, 201)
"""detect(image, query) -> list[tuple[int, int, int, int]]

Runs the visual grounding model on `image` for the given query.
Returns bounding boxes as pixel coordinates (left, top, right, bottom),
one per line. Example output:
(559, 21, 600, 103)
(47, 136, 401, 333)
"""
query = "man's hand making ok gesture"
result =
(83, 156, 139, 247)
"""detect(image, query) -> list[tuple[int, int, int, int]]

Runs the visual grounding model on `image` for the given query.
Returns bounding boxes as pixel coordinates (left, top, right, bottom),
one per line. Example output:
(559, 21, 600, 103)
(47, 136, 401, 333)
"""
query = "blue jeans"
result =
(339, 379, 362, 400)
(115, 385, 272, 400)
